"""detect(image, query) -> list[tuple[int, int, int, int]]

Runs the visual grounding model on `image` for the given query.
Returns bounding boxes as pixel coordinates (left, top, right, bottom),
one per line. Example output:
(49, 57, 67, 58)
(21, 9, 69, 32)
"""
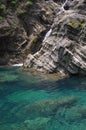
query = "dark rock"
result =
(0, 10, 28, 65)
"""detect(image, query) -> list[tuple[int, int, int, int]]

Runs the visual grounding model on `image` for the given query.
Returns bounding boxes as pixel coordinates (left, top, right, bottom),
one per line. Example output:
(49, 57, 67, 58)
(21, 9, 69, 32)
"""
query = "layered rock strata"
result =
(24, 0, 86, 75)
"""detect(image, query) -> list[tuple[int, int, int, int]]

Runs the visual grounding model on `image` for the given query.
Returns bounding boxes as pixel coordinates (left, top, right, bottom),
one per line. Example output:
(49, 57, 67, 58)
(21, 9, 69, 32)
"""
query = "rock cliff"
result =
(24, 0, 86, 75)
(0, 0, 86, 76)
(0, 0, 58, 65)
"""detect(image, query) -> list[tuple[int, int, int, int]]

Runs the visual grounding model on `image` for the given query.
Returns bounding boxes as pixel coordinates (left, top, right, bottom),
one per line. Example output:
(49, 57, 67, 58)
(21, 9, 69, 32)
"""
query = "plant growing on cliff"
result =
(70, 20, 85, 29)
(24, 0, 33, 7)
(0, 4, 6, 17)
(10, 0, 19, 8)
(16, 0, 33, 15)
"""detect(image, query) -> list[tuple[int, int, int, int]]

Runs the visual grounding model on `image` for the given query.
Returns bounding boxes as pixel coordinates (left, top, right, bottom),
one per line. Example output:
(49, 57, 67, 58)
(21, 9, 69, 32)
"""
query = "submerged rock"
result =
(61, 105, 86, 123)
(0, 123, 27, 130)
(24, 117, 50, 130)
(24, 0, 86, 75)
(51, 105, 86, 128)
(22, 96, 78, 117)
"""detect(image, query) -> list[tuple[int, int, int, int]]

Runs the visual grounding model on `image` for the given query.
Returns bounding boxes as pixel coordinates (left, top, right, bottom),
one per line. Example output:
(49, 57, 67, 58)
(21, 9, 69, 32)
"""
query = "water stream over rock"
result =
(43, 0, 71, 42)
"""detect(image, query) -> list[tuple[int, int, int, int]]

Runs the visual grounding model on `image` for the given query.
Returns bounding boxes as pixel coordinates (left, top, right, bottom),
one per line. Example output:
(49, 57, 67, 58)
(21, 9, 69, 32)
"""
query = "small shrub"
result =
(70, 20, 85, 29)
(0, 4, 6, 16)
(70, 21, 77, 28)
(10, 0, 19, 8)
(78, 22, 84, 28)
(32, 37, 39, 44)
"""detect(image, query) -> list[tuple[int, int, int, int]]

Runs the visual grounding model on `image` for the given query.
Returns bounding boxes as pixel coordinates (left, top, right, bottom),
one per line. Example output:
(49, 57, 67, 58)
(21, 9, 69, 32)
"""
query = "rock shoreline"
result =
(23, 67, 70, 81)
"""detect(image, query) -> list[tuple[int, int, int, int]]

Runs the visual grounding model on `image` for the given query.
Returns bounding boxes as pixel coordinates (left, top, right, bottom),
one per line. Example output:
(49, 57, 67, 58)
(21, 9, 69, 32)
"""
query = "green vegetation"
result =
(0, 4, 6, 17)
(25, 0, 33, 6)
(17, 0, 33, 15)
(32, 37, 39, 44)
(70, 20, 85, 29)
(10, 0, 18, 7)
(0, 0, 33, 20)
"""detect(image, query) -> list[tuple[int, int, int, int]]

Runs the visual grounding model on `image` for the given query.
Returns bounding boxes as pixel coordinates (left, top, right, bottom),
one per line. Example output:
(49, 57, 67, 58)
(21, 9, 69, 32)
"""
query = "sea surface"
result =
(0, 67, 86, 130)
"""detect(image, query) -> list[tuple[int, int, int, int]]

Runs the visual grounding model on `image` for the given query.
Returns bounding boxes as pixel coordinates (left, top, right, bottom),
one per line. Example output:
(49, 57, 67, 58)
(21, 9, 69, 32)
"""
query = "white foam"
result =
(43, 29, 52, 42)
(12, 63, 23, 67)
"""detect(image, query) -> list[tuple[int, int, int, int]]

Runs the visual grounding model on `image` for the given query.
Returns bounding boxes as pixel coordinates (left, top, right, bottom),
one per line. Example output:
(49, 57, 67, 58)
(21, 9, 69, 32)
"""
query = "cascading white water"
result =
(58, 0, 71, 14)
(62, 0, 69, 8)
(43, 29, 52, 42)
(43, 0, 72, 42)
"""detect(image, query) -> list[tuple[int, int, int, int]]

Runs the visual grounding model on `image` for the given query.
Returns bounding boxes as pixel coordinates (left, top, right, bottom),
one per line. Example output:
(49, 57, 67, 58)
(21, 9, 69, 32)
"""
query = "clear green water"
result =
(0, 67, 86, 130)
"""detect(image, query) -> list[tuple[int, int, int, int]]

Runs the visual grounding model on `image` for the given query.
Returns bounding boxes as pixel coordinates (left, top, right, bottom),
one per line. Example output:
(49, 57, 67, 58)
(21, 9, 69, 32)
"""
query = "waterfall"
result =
(43, 0, 71, 42)
(58, 0, 70, 14)
(43, 29, 52, 42)
(62, 0, 69, 8)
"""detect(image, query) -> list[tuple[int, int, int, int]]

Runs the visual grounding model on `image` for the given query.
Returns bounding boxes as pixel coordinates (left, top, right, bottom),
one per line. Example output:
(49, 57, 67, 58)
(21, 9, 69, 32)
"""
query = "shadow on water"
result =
(37, 76, 86, 92)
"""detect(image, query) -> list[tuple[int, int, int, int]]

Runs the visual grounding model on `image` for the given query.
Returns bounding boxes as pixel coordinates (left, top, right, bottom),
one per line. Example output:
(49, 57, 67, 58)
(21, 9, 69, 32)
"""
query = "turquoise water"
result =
(0, 67, 86, 130)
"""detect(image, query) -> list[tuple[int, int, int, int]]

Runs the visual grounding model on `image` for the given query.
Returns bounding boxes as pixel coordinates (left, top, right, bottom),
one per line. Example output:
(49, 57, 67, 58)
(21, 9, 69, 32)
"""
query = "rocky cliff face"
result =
(24, 0, 86, 75)
(0, 0, 86, 76)
(0, 0, 58, 65)
(0, 11, 27, 65)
